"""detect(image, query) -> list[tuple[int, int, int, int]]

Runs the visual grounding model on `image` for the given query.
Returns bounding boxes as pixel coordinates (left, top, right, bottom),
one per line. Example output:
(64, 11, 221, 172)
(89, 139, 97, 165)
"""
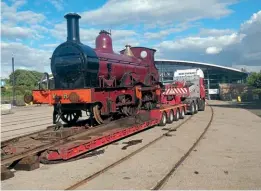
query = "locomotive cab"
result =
(120, 46, 156, 66)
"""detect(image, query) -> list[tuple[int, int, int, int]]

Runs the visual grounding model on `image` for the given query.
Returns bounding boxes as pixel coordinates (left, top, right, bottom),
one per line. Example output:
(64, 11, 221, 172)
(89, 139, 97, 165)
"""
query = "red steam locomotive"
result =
(25, 13, 162, 125)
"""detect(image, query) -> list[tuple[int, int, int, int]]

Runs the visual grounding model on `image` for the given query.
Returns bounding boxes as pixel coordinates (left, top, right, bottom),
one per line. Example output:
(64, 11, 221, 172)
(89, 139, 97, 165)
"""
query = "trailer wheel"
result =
(167, 110, 174, 124)
(179, 107, 185, 119)
(198, 99, 205, 111)
(174, 109, 180, 121)
(159, 112, 167, 126)
(194, 101, 198, 114)
(190, 102, 195, 115)
(200, 100, 206, 111)
(202, 100, 206, 111)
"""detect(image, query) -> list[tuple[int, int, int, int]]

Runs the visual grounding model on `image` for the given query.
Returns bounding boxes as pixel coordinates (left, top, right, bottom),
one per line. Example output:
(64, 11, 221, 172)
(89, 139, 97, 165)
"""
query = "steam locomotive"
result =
(25, 13, 162, 125)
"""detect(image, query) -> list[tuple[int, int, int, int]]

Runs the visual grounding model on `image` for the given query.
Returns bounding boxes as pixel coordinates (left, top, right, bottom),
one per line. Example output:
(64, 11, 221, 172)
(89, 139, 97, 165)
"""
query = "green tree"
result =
(9, 69, 43, 90)
(247, 72, 261, 88)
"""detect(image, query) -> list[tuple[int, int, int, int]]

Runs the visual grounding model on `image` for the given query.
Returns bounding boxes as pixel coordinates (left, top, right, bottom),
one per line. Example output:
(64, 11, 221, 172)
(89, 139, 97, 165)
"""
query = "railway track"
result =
(64, 105, 213, 190)
(1, 116, 51, 126)
(152, 105, 214, 190)
(1, 122, 52, 134)
(1, 124, 87, 166)
(1, 113, 151, 178)
(1, 110, 52, 119)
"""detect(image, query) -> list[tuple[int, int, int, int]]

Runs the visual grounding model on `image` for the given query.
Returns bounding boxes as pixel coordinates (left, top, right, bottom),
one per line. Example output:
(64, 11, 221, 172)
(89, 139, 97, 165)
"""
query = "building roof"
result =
(155, 59, 248, 74)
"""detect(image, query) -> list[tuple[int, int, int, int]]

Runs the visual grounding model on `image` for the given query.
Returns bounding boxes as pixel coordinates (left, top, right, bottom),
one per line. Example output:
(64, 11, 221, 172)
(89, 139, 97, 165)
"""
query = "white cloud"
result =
(240, 10, 261, 33)
(1, 1, 47, 41)
(144, 22, 197, 40)
(237, 10, 261, 64)
(199, 28, 235, 36)
(42, 43, 59, 48)
(1, 42, 52, 78)
(1, 24, 43, 40)
(157, 33, 244, 51)
(50, 22, 139, 51)
(206, 47, 222, 54)
(232, 65, 261, 73)
(80, 0, 236, 27)
(1, 1, 45, 25)
(155, 10, 261, 72)
(48, 0, 64, 11)
(1, 0, 260, 77)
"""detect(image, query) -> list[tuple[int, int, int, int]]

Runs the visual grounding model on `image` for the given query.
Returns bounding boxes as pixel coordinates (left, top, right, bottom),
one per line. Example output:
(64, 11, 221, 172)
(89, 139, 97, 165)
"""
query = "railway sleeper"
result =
(13, 155, 40, 171)
(1, 166, 14, 181)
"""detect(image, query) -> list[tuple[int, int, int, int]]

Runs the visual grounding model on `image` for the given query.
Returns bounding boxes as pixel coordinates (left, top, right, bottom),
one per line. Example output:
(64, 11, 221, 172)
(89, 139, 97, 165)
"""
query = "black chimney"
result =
(64, 13, 81, 42)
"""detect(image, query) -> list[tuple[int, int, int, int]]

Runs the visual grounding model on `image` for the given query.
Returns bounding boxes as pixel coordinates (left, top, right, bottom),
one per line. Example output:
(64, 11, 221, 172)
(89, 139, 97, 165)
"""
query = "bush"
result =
(253, 88, 261, 95)
(247, 72, 261, 88)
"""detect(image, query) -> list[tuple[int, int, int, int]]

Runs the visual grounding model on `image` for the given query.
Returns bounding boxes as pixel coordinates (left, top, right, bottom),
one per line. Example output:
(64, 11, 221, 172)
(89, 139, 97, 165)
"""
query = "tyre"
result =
(194, 101, 198, 114)
(179, 107, 185, 119)
(174, 109, 180, 121)
(198, 99, 206, 111)
(201, 100, 206, 111)
(159, 112, 167, 126)
(190, 102, 195, 115)
(167, 110, 174, 124)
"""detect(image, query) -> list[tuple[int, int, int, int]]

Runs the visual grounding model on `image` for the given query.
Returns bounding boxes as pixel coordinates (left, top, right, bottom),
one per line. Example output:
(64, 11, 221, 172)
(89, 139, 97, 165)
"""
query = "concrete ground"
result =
(162, 100, 261, 190)
(1, 105, 53, 141)
(229, 100, 261, 118)
(1, 105, 210, 190)
(1, 101, 261, 190)
(75, 105, 213, 190)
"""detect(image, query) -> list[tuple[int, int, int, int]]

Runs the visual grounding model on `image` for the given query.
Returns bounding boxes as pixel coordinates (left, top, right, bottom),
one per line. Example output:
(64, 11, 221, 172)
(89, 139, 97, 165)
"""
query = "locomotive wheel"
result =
(127, 105, 137, 116)
(93, 104, 104, 124)
(60, 111, 81, 125)
(144, 101, 153, 110)
(121, 106, 129, 116)
(119, 96, 136, 117)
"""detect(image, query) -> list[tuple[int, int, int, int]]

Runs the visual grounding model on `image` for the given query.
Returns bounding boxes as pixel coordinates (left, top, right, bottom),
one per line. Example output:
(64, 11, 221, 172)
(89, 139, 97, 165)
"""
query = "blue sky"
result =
(1, 0, 261, 78)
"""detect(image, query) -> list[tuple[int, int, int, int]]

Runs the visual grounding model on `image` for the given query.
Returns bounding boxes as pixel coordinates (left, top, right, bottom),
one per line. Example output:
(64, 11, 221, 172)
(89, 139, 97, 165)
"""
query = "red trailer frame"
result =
(41, 104, 187, 161)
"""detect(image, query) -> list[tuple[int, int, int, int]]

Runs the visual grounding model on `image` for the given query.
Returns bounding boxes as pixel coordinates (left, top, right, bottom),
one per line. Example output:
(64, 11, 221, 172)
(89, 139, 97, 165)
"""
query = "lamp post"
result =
(12, 55, 15, 106)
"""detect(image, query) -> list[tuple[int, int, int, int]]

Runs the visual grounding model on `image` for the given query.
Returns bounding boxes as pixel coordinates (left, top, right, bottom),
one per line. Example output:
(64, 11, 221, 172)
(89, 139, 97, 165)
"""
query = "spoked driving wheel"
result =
(127, 105, 138, 116)
(93, 104, 104, 124)
(60, 110, 81, 125)
(119, 96, 137, 117)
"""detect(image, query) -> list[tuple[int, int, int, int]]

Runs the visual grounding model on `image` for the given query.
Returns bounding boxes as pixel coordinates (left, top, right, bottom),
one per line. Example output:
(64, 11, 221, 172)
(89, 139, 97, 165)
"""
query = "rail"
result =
(64, 105, 213, 190)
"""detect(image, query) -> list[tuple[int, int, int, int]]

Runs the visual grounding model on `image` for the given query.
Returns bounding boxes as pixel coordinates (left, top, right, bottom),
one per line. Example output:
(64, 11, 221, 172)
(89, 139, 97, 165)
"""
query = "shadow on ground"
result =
(208, 101, 261, 118)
